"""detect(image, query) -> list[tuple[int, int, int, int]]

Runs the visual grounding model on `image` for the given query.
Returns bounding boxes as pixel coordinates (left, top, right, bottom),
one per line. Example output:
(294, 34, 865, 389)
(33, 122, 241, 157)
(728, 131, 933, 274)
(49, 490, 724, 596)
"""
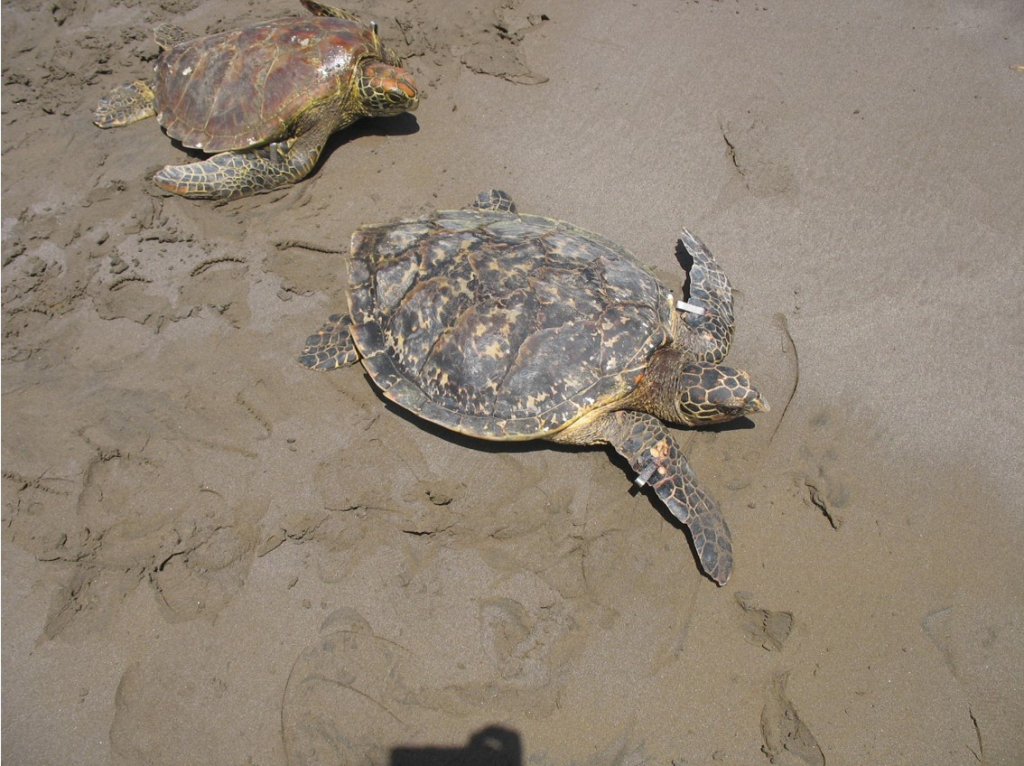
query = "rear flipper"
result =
(471, 189, 518, 213)
(93, 80, 156, 128)
(300, 314, 359, 370)
(552, 409, 734, 584)
(153, 137, 323, 200)
(93, 25, 192, 128)
(153, 23, 194, 48)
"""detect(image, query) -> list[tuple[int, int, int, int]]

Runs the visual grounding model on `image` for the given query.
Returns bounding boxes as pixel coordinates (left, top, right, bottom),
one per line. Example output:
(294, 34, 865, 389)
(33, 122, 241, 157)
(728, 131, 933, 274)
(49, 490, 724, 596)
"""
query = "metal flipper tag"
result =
(676, 299, 706, 316)
(668, 293, 706, 316)
(634, 462, 659, 487)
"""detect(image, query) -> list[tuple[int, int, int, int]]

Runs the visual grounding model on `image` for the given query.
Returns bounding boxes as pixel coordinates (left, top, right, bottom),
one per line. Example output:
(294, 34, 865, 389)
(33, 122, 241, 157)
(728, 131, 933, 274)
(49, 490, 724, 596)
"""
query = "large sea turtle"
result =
(93, 0, 419, 200)
(300, 191, 768, 584)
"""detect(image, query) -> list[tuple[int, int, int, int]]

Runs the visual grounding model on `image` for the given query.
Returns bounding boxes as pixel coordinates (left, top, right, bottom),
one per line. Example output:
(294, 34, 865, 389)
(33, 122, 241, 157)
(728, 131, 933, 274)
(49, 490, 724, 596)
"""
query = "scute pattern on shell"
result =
(346, 210, 675, 439)
(154, 17, 379, 153)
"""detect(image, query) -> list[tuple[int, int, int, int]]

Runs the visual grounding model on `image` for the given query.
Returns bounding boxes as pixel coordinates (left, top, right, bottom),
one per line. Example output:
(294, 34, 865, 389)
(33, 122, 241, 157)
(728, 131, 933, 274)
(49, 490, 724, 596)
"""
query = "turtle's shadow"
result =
(317, 111, 420, 173)
(374, 389, 548, 457)
(674, 237, 696, 299)
(370, 373, 759, 458)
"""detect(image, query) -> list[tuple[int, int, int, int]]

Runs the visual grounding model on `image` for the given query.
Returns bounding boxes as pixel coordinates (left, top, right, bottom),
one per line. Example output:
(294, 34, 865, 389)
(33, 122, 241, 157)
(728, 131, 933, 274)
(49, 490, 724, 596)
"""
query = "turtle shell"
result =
(153, 17, 391, 153)
(346, 209, 676, 440)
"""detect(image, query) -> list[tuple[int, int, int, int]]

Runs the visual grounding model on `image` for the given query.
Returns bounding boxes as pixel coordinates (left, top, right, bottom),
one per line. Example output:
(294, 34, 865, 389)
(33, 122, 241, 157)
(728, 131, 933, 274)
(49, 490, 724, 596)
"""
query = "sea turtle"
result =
(300, 191, 768, 584)
(93, 0, 419, 200)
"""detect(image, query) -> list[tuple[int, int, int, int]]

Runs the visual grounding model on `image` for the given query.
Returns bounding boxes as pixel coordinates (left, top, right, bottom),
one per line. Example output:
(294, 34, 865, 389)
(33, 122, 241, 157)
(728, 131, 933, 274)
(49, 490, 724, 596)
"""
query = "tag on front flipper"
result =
(633, 461, 659, 488)
(668, 293, 706, 316)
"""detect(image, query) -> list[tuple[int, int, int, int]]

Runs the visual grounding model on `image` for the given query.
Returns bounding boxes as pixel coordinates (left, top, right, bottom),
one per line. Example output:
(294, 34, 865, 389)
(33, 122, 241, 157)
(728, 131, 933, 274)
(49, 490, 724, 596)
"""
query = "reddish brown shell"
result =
(153, 17, 388, 153)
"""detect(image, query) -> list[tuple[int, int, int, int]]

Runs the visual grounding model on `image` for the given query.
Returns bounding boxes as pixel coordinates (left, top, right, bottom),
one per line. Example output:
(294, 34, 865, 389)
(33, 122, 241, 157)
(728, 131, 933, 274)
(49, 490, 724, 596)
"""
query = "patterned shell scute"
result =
(153, 17, 377, 153)
(347, 211, 674, 439)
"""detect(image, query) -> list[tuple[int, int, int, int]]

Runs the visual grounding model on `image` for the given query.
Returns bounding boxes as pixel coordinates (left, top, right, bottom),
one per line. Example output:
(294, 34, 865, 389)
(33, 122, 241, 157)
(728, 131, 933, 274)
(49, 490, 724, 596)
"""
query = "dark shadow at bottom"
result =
(391, 725, 522, 766)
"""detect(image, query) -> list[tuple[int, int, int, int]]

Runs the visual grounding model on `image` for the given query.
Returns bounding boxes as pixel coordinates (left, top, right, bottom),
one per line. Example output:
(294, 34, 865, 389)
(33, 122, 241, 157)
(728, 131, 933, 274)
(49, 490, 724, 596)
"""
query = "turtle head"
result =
(674, 361, 768, 426)
(357, 60, 419, 116)
(639, 349, 768, 427)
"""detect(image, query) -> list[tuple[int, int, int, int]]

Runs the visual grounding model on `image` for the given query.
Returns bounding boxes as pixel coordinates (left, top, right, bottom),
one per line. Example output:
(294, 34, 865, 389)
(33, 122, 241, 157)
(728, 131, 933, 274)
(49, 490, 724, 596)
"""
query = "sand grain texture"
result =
(3, 0, 1022, 763)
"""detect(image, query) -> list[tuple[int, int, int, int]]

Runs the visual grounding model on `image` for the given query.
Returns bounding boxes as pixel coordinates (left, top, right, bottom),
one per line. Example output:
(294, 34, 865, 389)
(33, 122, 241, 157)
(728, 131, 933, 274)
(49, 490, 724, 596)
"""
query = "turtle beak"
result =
(746, 393, 769, 414)
(398, 76, 419, 111)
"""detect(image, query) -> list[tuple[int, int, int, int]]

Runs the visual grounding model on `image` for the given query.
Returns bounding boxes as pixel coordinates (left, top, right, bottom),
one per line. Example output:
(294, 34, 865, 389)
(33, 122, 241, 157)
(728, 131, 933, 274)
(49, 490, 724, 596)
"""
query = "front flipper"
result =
(153, 23, 194, 49)
(676, 229, 736, 363)
(153, 137, 322, 200)
(552, 409, 734, 584)
(300, 314, 359, 370)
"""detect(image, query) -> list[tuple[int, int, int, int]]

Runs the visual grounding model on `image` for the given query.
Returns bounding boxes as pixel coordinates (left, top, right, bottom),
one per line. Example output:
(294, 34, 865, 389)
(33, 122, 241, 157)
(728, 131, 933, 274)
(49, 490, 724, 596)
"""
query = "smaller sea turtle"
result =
(93, 0, 418, 200)
(300, 191, 768, 584)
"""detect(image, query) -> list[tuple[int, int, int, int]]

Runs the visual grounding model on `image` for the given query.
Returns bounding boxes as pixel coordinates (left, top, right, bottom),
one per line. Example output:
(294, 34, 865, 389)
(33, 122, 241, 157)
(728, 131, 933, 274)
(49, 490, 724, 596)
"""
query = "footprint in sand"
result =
(760, 672, 825, 766)
(282, 608, 411, 764)
(735, 592, 794, 652)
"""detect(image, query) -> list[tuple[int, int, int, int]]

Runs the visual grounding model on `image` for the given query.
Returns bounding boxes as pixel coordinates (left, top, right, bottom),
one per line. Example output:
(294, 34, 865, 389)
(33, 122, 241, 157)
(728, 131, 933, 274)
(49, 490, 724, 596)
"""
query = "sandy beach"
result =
(3, 0, 1022, 763)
